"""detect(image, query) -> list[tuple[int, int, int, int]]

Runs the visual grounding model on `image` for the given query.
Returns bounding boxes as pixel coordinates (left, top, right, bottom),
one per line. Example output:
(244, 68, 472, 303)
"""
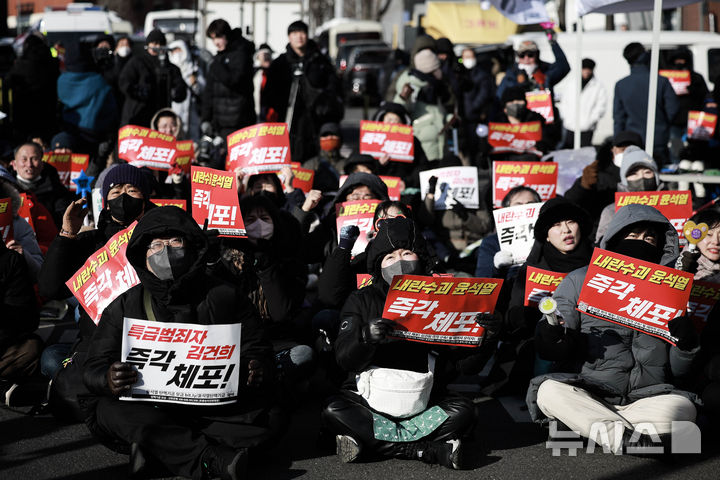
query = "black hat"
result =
(344, 153, 378, 175)
(435, 37, 454, 55)
(581, 58, 595, 70)
(613, 130, 643, 148)
(533, 197, 591, 242)
(501, 86, 527, 105)
(102, 163, 152, 201)
(146, 29, 167, 46)
(288, 21, 308, 35)
(366, 217, 418, 276)
(319, 122, 341, 137)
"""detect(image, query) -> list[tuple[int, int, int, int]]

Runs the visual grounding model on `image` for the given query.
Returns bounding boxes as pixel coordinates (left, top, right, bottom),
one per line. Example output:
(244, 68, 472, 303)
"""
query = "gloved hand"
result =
(451, 201, 469, 221)
(580, 160, 599, 189)
(427, 176, 438, 196)
(544, 26, 557, 42)
(106, 361, 138, 396)
(677, 249, 701, 273)
(476, 312, 502, 340)
(668, 316, 699, 351)
(338, 225, 361, 250)
(362, 318, 398, 344)
(493, 250, 515, 269)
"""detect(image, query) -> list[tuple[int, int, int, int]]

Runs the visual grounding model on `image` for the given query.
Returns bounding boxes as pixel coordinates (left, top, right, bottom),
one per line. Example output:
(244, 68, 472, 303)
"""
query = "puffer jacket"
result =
(526, 204, 698, 422)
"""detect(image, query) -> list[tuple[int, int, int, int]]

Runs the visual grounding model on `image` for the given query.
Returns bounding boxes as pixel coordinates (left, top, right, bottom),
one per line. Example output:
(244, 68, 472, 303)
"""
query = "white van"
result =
(316, 19, 384, 60)
(28, 3, 131, 47)
(144, 9, 202, 48)
(508, 30, 720, 143)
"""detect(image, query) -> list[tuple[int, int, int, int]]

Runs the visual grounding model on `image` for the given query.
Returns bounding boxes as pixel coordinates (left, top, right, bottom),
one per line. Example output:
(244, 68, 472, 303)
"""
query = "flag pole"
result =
(645, 0, 664, 157)
(573, 16, 584, 149)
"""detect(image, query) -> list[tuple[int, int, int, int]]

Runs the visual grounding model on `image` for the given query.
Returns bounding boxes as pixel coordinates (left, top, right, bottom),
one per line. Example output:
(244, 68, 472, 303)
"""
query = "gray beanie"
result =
(413, 49, 440, 74)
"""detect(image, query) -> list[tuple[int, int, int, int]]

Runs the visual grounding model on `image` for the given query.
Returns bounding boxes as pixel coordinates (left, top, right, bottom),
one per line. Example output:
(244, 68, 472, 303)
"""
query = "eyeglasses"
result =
(517, 52, 537, 59)
(148, 237, 184, 254)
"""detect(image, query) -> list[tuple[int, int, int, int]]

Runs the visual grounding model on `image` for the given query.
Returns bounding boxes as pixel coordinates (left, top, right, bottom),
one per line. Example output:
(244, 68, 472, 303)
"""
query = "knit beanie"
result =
(146, 29, 167, 46)
(102, 163, 151, 201)
(413, 49, 440, 74)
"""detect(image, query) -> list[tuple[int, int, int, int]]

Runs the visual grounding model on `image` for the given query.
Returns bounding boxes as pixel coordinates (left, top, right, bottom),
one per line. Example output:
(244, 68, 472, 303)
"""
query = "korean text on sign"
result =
(419, 166, 480, 210)
(576, 248, 694, 345)
(225, 123, 290, 173)
(66, 223, 139, 324)
(0, 197, 13, 242)
(659, 69, 691, 96)
(191, 166, 246, 237)
(525, 90, 554, 124)
(359, 120, 414, 163)
(488, 121, 543, 156)
(335, 199, 380, 258)
(687, 110, 717, 141)
(615, 190, 691, 236)
(383, 275, 504, 347)
(492, 202, 543, 264)
(121, 318, 241, 405)
(118, 125, 178, 171)
(492, 161, 557, 208)
(43, 152, 90, 191)
(524, 266, 568, 307)
(688, 280, 720, 333)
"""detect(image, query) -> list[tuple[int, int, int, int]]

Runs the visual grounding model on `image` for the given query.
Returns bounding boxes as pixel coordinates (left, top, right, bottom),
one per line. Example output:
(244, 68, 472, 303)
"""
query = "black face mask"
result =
(107, 193, 145, 224)
(626, 177, 657, 192)
(147, 246, 194, 281)
(612, 239, 663, 264)
(506, 103, 527, 119)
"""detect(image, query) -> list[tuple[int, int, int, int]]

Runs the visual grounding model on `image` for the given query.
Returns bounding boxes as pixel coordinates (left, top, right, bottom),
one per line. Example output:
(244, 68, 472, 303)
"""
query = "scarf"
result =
(526, 237, 594, 273)
(695, 251, 720, 282)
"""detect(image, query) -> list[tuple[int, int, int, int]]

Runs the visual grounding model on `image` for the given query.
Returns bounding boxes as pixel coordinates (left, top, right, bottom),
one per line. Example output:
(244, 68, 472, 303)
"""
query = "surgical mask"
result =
(320, 137, 341, 152)
(246, 219, 274, 240)
(463, 58, 476, 70)
(116, 46, 131, 57)
(613, 152, 623, 167)
(147, 246, 193, 281)
(168, 52, 183, 66)
(626, 177, 657, 192)
(506, 103, 527, 119)
(381, 259, 421, 285)
(518, 62, 537, 74)
(107, 193, 144, 224)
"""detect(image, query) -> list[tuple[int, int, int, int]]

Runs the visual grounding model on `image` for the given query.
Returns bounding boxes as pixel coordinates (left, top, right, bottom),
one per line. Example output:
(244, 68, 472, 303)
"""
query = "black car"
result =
(344, 44, 392, 104)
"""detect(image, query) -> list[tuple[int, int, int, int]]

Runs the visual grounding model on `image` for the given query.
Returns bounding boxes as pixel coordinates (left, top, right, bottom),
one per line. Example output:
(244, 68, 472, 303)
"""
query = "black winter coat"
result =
(0, 243, 38, 352)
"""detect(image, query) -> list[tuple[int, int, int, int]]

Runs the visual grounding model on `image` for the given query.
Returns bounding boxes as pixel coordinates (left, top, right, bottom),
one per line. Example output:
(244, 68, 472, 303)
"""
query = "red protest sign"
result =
(687, 110, 717, 140)
(335, 199, 381, 257)
(18, 193, 34, 231)
(615, 190, 692, 236)
(118, 125, 178, 171)
(688, 280, 720, 333)
(226, 123, 290, 173)
(151, 199, 187, 210)
(488, 121, 543, 156)
(357, 274, 373, 289)
(0, 197, 13, 243)
(191, 166, 245, 237)
(383, 275, 503, 347)
(43, 152, 72, 187)
(525, 90, 554, 124)
(492, 161, 557, 208)
(359, 120, 414, 163)
(524, 267, 568, 307)
(290, 165, 315, 193)
(576, 248, 693, 345)
(175, 140, 194, 174)
(659, 69, 691, 96)
(66, 222, 139, 324)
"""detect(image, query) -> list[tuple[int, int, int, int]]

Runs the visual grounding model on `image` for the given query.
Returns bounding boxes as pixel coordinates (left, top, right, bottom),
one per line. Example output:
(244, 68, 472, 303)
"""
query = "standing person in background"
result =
(459, 48, 496, 162)
(254, 44, 273, 122)
(168, 39, 205, 142)
(558, 58, 607, 148)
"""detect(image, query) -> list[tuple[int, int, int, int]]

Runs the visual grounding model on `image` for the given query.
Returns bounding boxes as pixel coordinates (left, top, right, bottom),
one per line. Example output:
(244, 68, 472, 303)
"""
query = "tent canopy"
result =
(421, 2, 518, 44)
(578, 0, 698, 17)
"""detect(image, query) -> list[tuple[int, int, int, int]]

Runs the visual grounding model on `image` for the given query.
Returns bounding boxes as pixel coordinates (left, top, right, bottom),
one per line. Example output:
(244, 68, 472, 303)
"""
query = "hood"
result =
(365, 217, 431, 279)
(150, 108, 183, 138)
(0, 176, 22, 216)
(410, 35, 437, 67)
(619, 146, 659, 187)
(600, 204, 679, 265)
(372, 102, 411, 125)
(167, 39, 190, 64)
(669, 48, 694, 70)
(245, 173, 286, 207)
(334, 172, 389, 205)
(126, 206, 209, 305)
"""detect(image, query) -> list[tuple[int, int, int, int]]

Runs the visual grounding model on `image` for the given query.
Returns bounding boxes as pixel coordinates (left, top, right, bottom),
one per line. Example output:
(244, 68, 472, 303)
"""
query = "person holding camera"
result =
(118, 30, 187, 128)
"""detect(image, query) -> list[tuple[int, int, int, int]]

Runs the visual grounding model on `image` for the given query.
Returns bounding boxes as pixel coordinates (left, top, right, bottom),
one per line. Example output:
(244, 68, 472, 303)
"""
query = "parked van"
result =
(316, 19, 383, 61)
(29, 3, 131, 47)
(508, 30, 720, 143)
(144, 9, 202, 48)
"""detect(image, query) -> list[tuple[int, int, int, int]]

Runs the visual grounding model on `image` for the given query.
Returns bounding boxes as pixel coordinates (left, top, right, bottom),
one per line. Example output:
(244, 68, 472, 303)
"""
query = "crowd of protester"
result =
(2, 17, 720, 480)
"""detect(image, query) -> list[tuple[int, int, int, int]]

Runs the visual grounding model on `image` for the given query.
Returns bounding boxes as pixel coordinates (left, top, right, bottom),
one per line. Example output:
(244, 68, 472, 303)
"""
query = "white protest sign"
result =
(121, 318, 241, 405)
(492, 202, 543, 263)
(419, 166, 480, 210)
(488, 0, 550, 24)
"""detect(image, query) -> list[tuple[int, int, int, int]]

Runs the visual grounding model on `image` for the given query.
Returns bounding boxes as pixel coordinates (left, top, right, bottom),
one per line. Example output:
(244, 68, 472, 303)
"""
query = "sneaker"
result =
(200, 445, 248, 480)
(5, 379, 49, 408)
(336, 435, 361, 463)
(417, 439, 463, 470)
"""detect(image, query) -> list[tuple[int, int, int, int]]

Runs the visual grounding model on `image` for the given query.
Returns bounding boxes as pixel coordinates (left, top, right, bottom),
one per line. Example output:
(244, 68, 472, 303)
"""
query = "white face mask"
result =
(613, 152, 624, 168)
(518, 62, 537, 74)
(116, 46, 131, 58)
(463, 58, 476, 70)
(246, 219, 274, 240)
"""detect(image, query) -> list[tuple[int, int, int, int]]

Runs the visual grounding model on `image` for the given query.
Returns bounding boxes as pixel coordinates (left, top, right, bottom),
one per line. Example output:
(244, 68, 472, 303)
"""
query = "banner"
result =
(118, 125, 179, 171)
(576, 248, 693, 345)
(488, 121, 543, 156)
(488, 0, 550, 24)
(659, 69, 691, 96)
(688, 280, 720, 332)
(18, 193, 34, 232)
(121, 318, 241, 405)
(492, 161, 557, 208)
(383, 275, 504, 347)
(493, 202, 542, 264)
(0, 197, 13, 242)
(687, 110, 717, 140)
(290, 165, 315, 193)
(525, 90, 554, 124)
(226, 123, 290, 173)
(359, 120, 414, 163)
(175, 140, 194, 174)
(339, 175, 403, 201)
(524, 266, 568, 307)
(615, 190, 692, 235)
(43, 152, 90, 191)
(335, 199, 381, 257)
(419, 166, 480, 210)
(191, 167, 246, 237)
(66, 223, 139, 324)
(577, 0, 698, 17)
(152, 199, 187, 210)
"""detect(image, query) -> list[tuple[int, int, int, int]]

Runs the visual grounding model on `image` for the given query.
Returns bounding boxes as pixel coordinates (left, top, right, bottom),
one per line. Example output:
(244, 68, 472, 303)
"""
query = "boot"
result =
(678, 159, 692, 191)
(200, 445, 248, 480)
(415, 439, 464, 470)
(335, 435, 362, 463)
(692, 160, 706, 198)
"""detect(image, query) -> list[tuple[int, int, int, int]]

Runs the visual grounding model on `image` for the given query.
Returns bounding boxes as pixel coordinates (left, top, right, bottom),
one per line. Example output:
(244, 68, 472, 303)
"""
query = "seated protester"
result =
(150, 108, 183, 138)
(343, 153, 379, 176)
(564, 130, 643, 231)
(528, 204, 698, 454)
(475, 185, 541, 278)
(372, 102, 429, 187)
(243, 168, 306, 213)
(0, 240, 44, 408)
(0, 174, 45, 279)
(82, 207, 279, 480)
(489, 86, 548, 162)
(595, 146, 662, 243)
(322, 218, 476, 469)
(301, 122, 343, 192)
(11, 141, 75, 228)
